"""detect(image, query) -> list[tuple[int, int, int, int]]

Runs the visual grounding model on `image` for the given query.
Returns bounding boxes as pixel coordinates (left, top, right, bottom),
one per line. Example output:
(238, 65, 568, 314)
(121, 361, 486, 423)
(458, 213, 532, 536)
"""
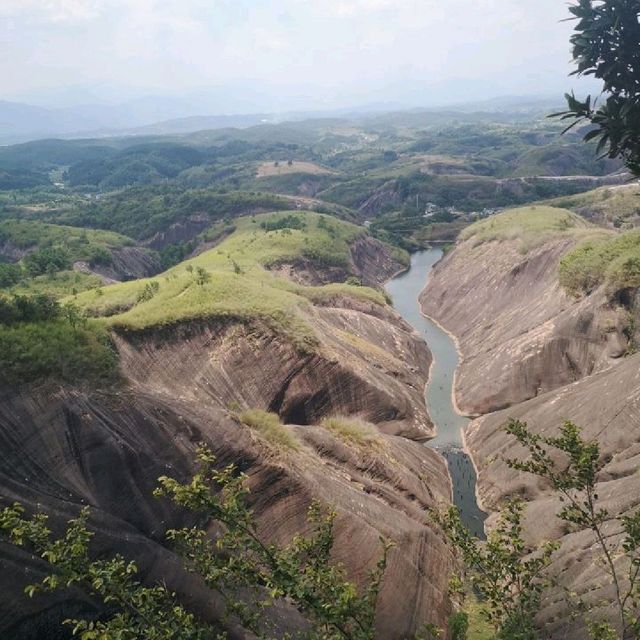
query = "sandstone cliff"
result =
(465, 351, 640, 638)
(421, 228, 631, 415)
(0, 227, 454, 638)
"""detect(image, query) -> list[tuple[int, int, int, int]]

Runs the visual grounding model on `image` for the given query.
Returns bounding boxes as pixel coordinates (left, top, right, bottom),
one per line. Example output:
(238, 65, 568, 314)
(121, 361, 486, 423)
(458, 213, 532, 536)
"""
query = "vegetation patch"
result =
(239, 409, 299, 450)
(559, 229, 640, 295)
(72, 211, 384, 351)
(541, 184, 640, 229)
(320, 416, 380, 447)
(460, 206, 591, 246)
(256, 160, 335, 177)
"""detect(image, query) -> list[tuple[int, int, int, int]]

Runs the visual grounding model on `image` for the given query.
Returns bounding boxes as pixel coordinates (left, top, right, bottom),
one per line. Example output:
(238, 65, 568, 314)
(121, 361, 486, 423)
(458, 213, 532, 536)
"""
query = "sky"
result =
(0, 0, 600, 111)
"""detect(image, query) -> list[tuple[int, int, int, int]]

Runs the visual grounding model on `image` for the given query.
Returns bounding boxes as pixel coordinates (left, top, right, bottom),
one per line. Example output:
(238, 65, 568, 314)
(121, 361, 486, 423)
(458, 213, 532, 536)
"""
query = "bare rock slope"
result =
(465, 352, 640, 638)
(0, 255, 454, 639)
(421, 232, 630, 415)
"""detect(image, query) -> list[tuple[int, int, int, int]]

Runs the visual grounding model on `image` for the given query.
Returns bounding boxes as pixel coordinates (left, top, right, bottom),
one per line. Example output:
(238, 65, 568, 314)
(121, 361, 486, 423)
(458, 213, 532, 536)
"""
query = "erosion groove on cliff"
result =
(0, 236, 456, 639)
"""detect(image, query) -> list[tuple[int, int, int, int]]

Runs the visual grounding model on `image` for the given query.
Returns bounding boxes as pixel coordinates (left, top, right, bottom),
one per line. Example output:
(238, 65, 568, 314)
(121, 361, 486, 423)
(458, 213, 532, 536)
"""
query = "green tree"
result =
(434, 420, 640, 640)
(553, 0, 640, 175)
(432, 499, 557, 640)
(0, 445, 392, 640)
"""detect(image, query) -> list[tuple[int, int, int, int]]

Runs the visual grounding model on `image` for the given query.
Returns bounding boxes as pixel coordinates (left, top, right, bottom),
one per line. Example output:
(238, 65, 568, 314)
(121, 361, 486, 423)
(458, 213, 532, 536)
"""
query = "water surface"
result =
(386, 249, 487, 538)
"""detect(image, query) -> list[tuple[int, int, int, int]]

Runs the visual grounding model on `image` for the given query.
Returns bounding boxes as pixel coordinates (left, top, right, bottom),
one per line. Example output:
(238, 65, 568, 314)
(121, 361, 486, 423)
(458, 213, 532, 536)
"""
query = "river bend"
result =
(386, 249, 487, 538)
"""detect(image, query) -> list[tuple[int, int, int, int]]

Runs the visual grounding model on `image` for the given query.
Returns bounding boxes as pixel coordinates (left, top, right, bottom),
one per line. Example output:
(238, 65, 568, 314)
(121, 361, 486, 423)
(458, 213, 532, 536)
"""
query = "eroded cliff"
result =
(421, 207, 631, 414)
(0, 214, 454, 639)
(465, 352, 640, 638)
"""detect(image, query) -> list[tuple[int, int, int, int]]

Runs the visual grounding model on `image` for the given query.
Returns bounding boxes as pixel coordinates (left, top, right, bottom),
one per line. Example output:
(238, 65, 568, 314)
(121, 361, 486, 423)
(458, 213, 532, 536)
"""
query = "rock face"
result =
(267, 234, 406, 287)
(421, 236, 631, 415)
(465, 352, 640, 639)
(0, 263, 455, 638)
(421, 226, 640, 638)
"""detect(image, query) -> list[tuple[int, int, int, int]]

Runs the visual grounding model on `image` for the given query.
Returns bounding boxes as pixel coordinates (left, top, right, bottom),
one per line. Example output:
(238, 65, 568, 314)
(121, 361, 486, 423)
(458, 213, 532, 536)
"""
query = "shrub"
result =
(0, 263, 22, 288)
(321, 416, 379, 447)
(0, 320, 118, 385)
(559, 230, 640, 295)
(23, 246, 72, 277)
(136, 281, 160, 303)
(0, 293, 60, 325)
(0, 446, 392, 639)
(239, 409, 299, 450)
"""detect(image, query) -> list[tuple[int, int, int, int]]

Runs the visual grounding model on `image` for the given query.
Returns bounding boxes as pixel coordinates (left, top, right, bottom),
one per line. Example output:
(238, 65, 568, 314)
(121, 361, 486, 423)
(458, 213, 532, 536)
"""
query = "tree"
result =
(434, 420, 640, 640)
(432, 499, 557, 640)
(0, 445, 392, 640)
(195, 266, 211, 285)
(553, 0, 640, 175)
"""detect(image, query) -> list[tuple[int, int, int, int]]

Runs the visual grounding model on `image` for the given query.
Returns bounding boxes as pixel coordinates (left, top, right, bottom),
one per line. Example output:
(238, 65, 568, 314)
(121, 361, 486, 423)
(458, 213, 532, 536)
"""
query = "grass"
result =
(256, 160, 336, 177)
(320, 416, 380, 447)
(0, 320, 119, 386)
(0, 219, 132, 255)
(541, 184, 640, 227)
(71, 211, 386, 350)
(239, 410, 299, 450)
(559, 229, 640, 295)
(460, 205, 603, 253)
(8, 270, 102, 298)
(464, 597, 495, 640)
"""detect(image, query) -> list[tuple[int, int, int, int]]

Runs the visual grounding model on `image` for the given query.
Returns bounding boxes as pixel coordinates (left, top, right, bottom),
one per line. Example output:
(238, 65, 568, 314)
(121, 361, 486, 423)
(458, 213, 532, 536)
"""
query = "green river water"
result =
(385, 248, 487, 538)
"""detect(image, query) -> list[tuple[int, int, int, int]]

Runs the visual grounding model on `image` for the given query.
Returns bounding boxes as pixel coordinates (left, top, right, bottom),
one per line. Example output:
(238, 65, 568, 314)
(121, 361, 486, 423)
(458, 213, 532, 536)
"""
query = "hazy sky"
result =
(1, 0, 599, 110)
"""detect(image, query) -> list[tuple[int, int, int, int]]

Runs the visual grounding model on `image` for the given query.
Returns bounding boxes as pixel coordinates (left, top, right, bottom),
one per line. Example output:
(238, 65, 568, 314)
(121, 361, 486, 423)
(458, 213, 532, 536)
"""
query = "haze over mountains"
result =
(0, 93, 573, 145)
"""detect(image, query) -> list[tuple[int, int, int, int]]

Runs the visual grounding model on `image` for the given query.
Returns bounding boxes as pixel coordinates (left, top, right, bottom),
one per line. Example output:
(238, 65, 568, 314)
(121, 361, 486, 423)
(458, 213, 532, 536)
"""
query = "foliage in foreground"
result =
(0, 445, 395, 640)
(554, 0, 640, 176)
(434, 420, 640, 640)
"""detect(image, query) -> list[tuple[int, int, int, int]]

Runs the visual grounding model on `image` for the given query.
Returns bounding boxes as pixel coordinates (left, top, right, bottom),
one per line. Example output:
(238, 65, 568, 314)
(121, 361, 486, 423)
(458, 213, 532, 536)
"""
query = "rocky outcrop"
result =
(116, 298, 433, 442)
(75, 246, 162, 283)
(420, 236, 631, 415)
(420, 225, 640, 637)
(465, 351, 640, 639)
(267, 234, 406, 287)
(0, 305, 454, 638)
(144, 213, 211, 249)
(0, 241, 30, 263)
(0, 249, 458, 638)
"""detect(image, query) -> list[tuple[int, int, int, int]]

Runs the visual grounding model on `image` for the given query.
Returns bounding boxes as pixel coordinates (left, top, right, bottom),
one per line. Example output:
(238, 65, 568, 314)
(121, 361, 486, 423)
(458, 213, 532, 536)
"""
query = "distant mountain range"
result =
(0, 94, 566, 146)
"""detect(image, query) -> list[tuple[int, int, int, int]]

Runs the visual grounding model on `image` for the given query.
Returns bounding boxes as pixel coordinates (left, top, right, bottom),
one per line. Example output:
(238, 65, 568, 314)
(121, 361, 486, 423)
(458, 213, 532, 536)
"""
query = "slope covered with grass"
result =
(0, 219, 131, 255)
(72, 211, 386, 350)
(459, 205, 604, 253)
(541, 184, 640, 229)
(559, 229, 640, 295)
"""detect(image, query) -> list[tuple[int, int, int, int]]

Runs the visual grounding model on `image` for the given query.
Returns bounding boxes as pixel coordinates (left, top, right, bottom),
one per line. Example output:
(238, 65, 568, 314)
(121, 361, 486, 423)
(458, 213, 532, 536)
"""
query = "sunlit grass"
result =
(239, 409, 299, 450)
(560, 228, 640, 295)
(71, 211, 386, 350)
(460, 205, 606, 253)
(9, 270, 102, 297)
(320, 416, 380, 447)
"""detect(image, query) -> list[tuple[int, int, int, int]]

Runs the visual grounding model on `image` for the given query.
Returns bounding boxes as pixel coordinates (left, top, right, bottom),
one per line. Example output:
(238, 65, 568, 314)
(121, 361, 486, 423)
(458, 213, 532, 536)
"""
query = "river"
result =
(385, 249, 487, 538)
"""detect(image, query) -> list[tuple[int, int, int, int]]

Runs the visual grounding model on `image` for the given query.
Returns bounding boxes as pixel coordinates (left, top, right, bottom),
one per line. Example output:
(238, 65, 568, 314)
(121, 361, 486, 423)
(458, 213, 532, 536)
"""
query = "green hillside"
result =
(73, 211, 385, 350)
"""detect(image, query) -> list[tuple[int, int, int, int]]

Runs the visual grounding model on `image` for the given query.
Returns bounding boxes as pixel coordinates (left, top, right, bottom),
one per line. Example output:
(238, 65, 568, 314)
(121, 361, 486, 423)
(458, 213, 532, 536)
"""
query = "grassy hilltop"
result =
(0, 211, 389, 385)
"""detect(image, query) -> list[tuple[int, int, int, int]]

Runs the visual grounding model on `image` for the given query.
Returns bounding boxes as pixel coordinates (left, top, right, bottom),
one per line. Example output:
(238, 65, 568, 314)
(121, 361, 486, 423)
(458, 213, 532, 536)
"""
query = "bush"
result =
(320, 416, 379, 447)
(0, 320, 118, 385)
(559, 230, 640, 295)
(0, 446, 392, 639)
(0, 262, 22, 288)
(239, 409, 299, 449)
(23, 246, 72, 277)
(0, 293, 60, 325)
(260, 214, 307, 232)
